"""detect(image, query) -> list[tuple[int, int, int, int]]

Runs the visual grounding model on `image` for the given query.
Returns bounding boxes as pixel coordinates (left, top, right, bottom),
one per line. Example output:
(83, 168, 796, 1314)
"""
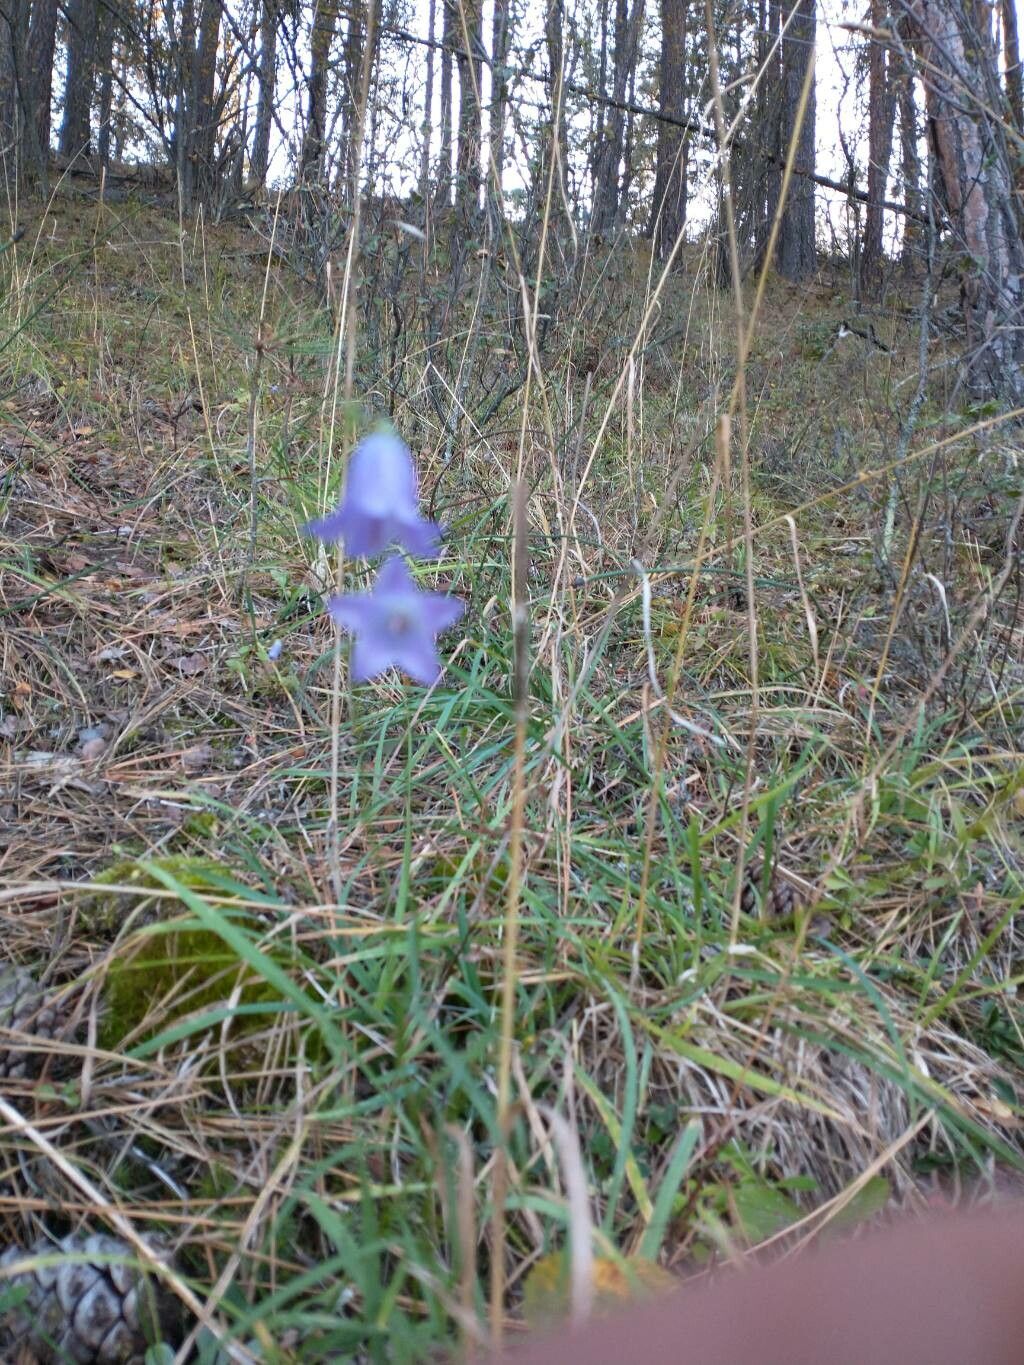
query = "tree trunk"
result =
(188, 0, 221, 202)
(860, 0, 896, 292)
(455, 0, 482, 219)
(896, 55, 921, 271)
(490, 0, 508, 193)
(1002, 0, 1022, 133)
(541, 0, 570, 244)
(436, 0, 454, 205)
(909, 0, 1024, 401)
(26, 0, 59, 173)
(592, 0, 608, 199)
(762, 0, 783, 252)
(776, 0, 816, 280)
(301, 0, 339, 181)
(59, 0, 97, 156)
(592, 0, 646, 233)
(95, 0, 114, 166)
(340, 1, 364, 194)
(0, 0, 28, 158)
(650, 0, 687, 259)
(251, 0, 277, 186)
(420, 0, 435, 204)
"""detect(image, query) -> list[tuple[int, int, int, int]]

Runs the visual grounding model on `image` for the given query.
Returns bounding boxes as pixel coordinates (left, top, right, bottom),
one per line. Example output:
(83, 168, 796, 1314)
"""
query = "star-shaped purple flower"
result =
(328, 555, 464, 686)
(304, 429, 441, 560)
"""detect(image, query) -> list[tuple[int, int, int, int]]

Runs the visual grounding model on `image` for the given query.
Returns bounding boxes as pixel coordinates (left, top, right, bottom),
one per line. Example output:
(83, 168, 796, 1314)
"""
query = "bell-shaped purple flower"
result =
(328, 555, 464, 686)
(304, 429, 441, 560)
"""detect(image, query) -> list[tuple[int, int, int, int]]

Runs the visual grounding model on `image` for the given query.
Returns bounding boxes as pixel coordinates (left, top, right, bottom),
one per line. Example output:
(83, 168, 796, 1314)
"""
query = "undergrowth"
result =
(0, 184, 1021, 1361)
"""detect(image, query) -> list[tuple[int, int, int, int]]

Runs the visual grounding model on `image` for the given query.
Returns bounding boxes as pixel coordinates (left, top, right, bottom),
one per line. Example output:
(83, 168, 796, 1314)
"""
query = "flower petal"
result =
(339, 511, 390, 560)
(422, 591, 465, 635)
(393, 633, 443, 686)
(397, 514, 443, 559)
(350, 630, 401, 683)
(346, 431, 420, 520)
(326, 592, 376, 632)
(302, 508, 349, 543)
(374, 554, 417, 595)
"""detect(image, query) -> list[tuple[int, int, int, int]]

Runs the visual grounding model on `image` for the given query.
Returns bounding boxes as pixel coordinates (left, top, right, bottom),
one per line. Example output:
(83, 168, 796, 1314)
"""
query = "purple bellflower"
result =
(328, 554, 464, 686)
(304, 429, 441, 560)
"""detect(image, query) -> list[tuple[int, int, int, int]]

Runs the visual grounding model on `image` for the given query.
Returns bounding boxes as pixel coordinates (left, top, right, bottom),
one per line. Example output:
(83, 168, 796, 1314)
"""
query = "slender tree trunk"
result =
(59, 0, 98, 156)
(95, 1, 114, 166)
(455, 0, 482, 219)
(340, 1, 364, 195)
(753, 0, 769, 235)
(542, 0, 570, 241)
(621, 52, 638, 214)
(860, 0, 897, 292)
(301, 0, 339, 181)
(437, 0, 454, 205)
(251, 0, 277, 186)
(0, 20, 13, 152)
(420, 0, 435, 204)
(1002, 0, 1022, 132)
(776, 0, 816, 280)
(650, 0, 687, 259)
(895, 44, 922, 271)
(490, 0, 508, 193)
(909, 0, 1024, 400)
(590, 0, 608, 207)
(762, 0, 783, 249)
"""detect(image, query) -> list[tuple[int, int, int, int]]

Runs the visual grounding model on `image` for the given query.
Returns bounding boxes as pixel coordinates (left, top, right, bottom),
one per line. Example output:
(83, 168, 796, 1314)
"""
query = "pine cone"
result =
(0, 968, 72, 1081)
(739, 864, 800, 920)
(0, 1233, 183, 1363)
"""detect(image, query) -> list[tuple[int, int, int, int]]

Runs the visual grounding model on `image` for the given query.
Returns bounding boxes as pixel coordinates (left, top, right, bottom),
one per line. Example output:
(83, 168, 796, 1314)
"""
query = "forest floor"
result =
(1, 185, 1023, 1360)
